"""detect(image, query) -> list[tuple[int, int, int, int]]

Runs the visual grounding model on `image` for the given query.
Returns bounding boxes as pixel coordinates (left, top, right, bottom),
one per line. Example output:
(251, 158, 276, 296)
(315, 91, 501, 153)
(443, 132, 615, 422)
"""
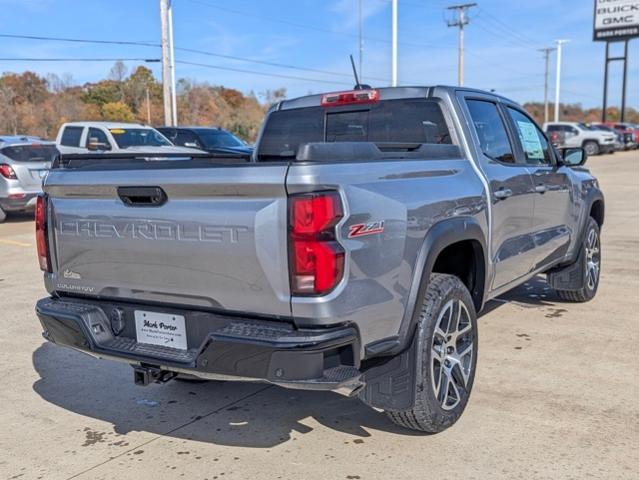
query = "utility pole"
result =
(146, 87, 152, 125)
(160, 0, 172, 126)
(168, 0, 178, 126)
(554, 39, 569, 122)
(391, 0, 398, 86)
(358, 0, 364, 82)
(538, 47, 556, 125)
(447, 3, 477, 87)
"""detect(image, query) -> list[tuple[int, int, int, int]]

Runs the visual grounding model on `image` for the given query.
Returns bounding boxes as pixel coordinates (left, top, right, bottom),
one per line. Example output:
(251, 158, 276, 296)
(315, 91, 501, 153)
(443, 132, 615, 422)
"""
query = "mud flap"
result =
(547, 246, 585, 292)
(358, 330, 419, 411)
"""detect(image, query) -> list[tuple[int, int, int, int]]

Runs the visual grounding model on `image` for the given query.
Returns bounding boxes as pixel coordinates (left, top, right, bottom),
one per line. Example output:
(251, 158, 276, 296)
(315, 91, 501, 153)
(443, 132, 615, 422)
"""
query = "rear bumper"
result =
(36, 297, 362, 391)
(0, 193, 37, 211)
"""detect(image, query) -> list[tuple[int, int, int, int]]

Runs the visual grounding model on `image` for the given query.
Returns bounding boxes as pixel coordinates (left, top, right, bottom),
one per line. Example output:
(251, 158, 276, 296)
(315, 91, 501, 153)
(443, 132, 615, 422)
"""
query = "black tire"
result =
(0, 207, 6, 223)
(556, 217, 601, 302)
(583, 141, 600, 156)
(386, 273, 478, 433)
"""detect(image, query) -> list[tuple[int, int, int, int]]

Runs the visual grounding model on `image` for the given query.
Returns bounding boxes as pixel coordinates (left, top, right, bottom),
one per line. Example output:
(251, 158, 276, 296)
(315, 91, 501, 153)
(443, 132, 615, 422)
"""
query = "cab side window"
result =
(60, 126, 83, 147)
(466, 99, 515, 164)
(506, 108, 553, 166)
(175, 130, 202, 148)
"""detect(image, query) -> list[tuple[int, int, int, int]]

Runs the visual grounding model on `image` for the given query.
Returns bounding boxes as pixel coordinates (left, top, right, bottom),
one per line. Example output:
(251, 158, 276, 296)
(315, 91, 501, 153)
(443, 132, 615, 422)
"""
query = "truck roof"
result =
(60, 121, 151, 129)
(276, 85, 517, 111)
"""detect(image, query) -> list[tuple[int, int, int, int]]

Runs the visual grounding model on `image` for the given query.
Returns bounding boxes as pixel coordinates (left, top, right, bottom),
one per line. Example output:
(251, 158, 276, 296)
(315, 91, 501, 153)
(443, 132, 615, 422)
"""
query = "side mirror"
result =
(560, 147, 587, 167)
(183, 142, 199, 148)
(87, 139, 111, 151)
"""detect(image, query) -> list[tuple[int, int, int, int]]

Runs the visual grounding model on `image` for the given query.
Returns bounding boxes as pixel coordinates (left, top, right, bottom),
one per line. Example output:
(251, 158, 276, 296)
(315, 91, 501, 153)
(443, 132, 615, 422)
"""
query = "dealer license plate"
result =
(134, 310, 187, 350)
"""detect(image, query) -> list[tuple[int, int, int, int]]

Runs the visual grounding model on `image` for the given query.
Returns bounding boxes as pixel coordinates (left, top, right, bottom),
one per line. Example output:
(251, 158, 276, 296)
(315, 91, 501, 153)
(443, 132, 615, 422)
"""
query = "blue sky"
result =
(0, 0, 635, 108)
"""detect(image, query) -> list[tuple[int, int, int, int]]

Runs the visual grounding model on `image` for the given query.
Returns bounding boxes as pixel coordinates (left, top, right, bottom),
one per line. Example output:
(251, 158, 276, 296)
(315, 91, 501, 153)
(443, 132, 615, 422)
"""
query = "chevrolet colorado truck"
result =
(35, 86, 604, 433)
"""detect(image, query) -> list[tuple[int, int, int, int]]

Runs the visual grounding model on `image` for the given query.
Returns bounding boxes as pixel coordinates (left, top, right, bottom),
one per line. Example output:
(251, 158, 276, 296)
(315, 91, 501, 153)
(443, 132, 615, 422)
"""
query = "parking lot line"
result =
(0, 238, 31, 247)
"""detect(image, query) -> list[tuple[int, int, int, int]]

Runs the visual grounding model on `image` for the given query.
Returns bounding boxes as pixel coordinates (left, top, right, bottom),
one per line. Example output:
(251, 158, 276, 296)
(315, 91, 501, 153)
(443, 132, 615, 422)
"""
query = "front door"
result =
(462, 97, 537, 290)
(504, 107, 572, 270)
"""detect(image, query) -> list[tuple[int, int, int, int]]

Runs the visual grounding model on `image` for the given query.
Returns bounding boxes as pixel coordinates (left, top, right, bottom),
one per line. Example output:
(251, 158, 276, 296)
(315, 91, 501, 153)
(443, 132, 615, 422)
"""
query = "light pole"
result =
(160, 0, 172, 126)
(554, 39, 569, 122)
(391, 0, 398, 86)
(168, 0, 177, 126)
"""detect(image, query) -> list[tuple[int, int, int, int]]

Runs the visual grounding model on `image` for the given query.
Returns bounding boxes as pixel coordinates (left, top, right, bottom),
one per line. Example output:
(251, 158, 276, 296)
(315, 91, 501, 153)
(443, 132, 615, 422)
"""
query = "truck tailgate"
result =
(45, 165, 291, 316)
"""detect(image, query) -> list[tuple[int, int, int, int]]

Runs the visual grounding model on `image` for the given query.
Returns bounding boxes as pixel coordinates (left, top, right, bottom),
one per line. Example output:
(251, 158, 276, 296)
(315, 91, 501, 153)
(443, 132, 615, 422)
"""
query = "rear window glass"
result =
(258, 98, 451, 161)
(1, 144, 59, 162)
(60, 126, 83, 147)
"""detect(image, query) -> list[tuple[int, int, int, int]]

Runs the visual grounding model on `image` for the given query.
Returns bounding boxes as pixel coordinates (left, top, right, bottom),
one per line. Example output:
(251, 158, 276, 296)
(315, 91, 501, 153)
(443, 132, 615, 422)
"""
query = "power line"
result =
(175, 60, 353, 86)
(0, 57, 160, 62)
(182, 0, 440, 50)
(475, 8, 539, 46)
(0, 32, 389, 82)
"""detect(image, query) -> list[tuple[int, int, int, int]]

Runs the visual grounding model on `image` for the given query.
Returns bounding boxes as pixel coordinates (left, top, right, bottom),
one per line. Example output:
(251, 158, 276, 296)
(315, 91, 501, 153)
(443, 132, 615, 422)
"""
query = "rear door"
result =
(461, 96, 537, 290)
(46, 161, 291, 316)
(504, 107, 572, 269)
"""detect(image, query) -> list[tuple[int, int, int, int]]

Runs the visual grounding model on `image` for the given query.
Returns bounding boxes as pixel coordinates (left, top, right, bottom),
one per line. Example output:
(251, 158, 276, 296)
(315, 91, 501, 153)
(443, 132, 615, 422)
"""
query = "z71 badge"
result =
(348, 221, 385, 238)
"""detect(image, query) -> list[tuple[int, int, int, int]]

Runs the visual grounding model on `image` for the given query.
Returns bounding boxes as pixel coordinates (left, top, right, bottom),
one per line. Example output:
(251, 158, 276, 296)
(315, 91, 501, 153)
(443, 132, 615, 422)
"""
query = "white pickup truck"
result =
(55, 122, 203, 155)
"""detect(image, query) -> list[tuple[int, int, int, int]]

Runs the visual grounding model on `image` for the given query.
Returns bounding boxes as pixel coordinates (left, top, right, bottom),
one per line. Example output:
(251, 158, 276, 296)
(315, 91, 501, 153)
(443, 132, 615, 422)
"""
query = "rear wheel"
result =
(386, 273, 478, 433)
(556, 217, 601, 302)
(583, 141, 600, 156)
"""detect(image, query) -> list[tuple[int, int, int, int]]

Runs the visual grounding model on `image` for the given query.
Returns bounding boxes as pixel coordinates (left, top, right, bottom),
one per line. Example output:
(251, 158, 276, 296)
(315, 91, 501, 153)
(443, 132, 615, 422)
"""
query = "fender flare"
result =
(366, 216, 488, 358)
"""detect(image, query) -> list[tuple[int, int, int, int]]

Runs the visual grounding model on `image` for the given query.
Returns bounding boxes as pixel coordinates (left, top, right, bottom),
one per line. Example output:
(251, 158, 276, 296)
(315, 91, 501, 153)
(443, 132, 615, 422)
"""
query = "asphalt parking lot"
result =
(1, 151, 638, 480)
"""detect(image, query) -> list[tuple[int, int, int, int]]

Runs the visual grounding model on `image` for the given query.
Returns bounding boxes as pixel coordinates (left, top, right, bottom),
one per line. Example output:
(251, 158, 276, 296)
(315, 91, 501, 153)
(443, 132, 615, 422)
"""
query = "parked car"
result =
(604, 122, 638, 150)
(36, 86, 604, 434)
(543, 121, 616, 155)
(157, 126, 253, 156)
(55, 122, 204, 155)
(588, 124, 624, 151)
(0, 136, 57, 223)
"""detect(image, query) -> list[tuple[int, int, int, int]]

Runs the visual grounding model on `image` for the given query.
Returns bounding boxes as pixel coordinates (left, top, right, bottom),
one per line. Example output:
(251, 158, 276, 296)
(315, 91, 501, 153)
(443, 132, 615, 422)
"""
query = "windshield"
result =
(1, 144, 58, 162)
(257, 98, 452, 161)
(109, 128, 172, 148)
(197, 130, 245, 148)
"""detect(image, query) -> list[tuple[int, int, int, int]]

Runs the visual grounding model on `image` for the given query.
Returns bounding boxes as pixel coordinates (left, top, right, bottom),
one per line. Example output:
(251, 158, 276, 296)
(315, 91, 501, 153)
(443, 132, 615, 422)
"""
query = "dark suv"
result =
(157, 126, 252, 156)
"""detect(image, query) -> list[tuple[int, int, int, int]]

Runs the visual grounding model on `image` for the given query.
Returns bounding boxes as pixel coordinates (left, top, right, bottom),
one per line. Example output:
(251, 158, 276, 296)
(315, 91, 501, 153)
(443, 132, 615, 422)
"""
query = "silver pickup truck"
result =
(35, 86, 604, 433)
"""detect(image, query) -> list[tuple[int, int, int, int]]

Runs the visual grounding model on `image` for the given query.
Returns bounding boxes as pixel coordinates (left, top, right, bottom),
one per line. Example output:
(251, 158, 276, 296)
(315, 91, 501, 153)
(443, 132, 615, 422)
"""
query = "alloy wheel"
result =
(430, 299, 474, 411)
(585, 227, 600, 291)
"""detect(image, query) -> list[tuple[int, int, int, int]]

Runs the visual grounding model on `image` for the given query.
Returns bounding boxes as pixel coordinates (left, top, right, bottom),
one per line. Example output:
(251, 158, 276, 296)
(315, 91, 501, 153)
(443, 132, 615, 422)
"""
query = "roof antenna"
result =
(350, 54, 371, 90)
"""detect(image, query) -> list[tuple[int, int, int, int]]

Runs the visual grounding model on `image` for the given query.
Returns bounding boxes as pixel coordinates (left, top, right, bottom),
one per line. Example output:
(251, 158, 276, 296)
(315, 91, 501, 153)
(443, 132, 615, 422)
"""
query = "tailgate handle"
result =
(117, 186, 167, 207)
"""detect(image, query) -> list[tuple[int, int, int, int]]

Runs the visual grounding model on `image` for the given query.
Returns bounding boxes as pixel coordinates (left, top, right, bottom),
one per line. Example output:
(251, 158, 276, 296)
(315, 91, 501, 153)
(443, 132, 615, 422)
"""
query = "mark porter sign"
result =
(594, 0, 639, 41)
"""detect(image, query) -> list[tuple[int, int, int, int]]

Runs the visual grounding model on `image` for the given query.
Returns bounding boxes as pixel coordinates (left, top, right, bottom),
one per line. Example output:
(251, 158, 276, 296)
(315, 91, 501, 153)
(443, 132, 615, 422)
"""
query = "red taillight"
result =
(0, 164, 17, 179)
(289, 192, 344, 295)
(320, 89, 379, 107)
(35, 195, 51, 272)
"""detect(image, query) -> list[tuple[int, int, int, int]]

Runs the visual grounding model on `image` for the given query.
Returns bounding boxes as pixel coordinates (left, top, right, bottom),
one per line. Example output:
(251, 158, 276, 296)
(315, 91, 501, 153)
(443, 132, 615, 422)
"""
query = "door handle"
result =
(493, 188, 513, 200)
(535, 184, 547, 194)
(118, 186, 167, 207)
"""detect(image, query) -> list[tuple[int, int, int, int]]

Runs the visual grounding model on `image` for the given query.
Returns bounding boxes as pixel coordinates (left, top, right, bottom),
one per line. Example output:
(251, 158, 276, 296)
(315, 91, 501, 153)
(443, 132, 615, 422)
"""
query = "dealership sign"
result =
(594, 0, 639, 41)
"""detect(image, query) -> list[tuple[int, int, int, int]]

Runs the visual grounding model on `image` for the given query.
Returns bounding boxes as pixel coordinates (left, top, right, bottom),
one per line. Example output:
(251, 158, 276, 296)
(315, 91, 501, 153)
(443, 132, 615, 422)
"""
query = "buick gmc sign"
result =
(594, 0, 639, 41)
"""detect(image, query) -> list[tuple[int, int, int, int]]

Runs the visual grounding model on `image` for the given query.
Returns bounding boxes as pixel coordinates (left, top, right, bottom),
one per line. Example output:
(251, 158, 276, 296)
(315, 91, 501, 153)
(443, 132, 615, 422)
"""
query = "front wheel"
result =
(583, 141, 600, 156)
(386, 273, 478, 433)
(556, 217, 601, 302)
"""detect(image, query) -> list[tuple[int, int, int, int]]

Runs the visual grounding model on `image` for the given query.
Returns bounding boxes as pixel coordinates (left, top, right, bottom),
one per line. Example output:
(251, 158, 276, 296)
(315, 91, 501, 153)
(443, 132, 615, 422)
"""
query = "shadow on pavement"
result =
(481, 275, 563, 315)
(32, 342, 419, 449)
(4, 211, 34, 223)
